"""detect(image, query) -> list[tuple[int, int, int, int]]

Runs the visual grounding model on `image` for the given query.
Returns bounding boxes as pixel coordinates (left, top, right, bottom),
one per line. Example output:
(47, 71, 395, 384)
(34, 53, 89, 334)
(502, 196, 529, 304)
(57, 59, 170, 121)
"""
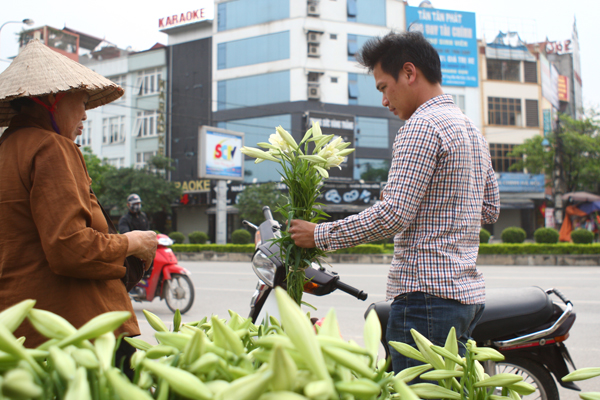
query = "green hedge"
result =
(170, 243, 600, 255)
(479, 243, 600, 254)
(172, 244, 255, 253)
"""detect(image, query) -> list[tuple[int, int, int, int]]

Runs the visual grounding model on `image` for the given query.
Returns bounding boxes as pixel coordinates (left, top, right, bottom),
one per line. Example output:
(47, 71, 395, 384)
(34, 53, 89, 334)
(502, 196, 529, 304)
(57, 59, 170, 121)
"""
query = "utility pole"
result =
(552, 119, 566, 227)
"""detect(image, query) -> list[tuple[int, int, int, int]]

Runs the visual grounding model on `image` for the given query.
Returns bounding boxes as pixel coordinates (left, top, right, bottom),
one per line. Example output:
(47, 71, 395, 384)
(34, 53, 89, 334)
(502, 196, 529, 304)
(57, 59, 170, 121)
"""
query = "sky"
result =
(1, 0, 598, 109)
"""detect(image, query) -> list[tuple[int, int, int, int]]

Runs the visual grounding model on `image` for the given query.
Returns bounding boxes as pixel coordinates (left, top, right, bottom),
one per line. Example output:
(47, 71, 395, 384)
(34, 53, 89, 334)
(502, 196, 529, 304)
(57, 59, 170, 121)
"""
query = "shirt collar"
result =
(411, 94, 455, 119)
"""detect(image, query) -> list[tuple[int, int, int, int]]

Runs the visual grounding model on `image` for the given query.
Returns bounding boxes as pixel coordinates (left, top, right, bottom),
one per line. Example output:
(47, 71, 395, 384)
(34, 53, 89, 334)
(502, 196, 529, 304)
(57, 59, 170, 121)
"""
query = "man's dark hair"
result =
(357, 31, 442, 84)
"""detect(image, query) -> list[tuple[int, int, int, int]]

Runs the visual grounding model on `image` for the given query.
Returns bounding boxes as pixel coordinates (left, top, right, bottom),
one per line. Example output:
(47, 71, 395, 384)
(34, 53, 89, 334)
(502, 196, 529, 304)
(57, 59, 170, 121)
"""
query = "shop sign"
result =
(545, 40, 572, 55)
(319, 182, 380, 205)
(405, 6, 478, 87)
(158, 5, 214, 31)
(558, 75, 569, 102)
(496, 173, 545, 193)
(174, 179, 211, 193)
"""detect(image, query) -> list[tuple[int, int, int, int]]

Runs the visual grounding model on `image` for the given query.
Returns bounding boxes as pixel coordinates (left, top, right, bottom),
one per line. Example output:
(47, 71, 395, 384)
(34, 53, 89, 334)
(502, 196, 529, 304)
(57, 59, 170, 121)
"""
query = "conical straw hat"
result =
(0, 39, 124, 126)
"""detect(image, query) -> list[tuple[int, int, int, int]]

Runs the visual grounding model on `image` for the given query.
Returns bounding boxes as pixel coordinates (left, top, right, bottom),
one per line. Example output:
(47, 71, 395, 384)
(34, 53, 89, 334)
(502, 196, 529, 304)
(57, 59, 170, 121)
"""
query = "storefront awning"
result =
(500, 200, 534, 210)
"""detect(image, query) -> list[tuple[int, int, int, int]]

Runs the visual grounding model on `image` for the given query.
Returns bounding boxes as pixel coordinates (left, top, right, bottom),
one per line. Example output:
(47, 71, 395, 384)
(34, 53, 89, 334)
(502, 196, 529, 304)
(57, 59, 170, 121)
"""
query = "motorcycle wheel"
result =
(163, 274, 195, 314)
(496, 357, 559, 400)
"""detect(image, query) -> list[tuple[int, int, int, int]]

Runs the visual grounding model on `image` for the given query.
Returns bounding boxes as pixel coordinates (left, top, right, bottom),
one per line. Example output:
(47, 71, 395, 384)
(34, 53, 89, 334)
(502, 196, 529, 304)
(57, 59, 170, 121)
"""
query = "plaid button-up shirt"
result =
(315, 94, 500, 304)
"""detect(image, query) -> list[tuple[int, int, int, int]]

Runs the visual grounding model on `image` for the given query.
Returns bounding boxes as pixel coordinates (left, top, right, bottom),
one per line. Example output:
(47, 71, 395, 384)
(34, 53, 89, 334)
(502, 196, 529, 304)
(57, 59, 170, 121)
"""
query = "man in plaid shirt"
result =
(289, 31, 500, 374)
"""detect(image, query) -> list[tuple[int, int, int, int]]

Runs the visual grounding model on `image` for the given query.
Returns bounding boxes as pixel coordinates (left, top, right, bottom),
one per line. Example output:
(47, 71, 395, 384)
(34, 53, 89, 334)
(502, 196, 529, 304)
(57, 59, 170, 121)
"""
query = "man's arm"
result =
(481, 166, 500, 224)
(292, 119, 439, 251)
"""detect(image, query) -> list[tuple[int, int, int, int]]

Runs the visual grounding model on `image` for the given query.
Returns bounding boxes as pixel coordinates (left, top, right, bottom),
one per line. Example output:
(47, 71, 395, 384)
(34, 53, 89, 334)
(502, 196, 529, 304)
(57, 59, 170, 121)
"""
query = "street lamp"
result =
(0, 18, 35, 56)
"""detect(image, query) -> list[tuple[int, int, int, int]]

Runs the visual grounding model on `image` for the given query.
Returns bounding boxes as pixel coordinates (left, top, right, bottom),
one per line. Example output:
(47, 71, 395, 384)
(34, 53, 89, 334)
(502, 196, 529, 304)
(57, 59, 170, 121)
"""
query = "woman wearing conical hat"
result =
(0, 40, 157, 375)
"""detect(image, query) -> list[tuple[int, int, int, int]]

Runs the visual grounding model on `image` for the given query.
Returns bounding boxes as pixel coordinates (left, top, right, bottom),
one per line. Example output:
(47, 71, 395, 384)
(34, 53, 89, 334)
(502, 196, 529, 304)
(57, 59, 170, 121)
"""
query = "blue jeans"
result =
(386, 291, 485, 376)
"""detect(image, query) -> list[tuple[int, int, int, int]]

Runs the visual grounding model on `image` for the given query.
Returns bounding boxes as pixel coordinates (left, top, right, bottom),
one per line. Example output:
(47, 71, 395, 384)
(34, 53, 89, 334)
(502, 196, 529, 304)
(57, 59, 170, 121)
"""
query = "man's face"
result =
(373, 62, 415, 120)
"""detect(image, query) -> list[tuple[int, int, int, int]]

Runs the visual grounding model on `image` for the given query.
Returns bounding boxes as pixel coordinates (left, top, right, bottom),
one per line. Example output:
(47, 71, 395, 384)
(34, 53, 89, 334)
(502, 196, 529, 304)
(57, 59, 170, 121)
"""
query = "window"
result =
(355, 117, 388, 148)
(489, 143, 521, 173)
(450, 94, 466, 113)
(102, 116, 125, 144)
(135, 110, 158, 137)
(218, 114, 292, 183)
(136, 151, 156, 169)
(75, 120, 92, 147)
(106, 157, 125, 168)
(217, 70, 290, 111)
(488, 97, 522, 126)
(330, 34, 337, 40)
(486, 59, 520, 81)
(524, 61, 537, 83)
(331, 77, 338, 83)
(348, 73, 380, 106)
(217, 31, 290, 70)
(354, 158, 389, 180)
(218, 0, 289, 31)
(136, 68, 162, 96)
(347, 34, 374, 61)
(109, 75, 127, 101)
(347, 0, 386, 25)
(525, 99, 539, 127)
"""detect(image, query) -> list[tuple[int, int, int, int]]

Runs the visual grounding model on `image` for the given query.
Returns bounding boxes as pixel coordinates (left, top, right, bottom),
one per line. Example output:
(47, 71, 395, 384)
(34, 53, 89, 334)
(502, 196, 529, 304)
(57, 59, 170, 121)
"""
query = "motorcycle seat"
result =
(472, 286, 554, 342)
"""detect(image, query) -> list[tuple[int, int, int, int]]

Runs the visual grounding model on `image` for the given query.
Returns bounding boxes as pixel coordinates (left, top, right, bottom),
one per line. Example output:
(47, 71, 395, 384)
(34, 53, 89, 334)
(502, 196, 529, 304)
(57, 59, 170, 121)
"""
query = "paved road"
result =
(131, 262, 599, 398)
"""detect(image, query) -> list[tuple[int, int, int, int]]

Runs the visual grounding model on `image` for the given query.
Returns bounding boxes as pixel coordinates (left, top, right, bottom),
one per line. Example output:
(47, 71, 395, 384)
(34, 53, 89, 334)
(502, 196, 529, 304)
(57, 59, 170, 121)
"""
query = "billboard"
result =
(405, 6, 478, 87)
(198, 126, 244, 181)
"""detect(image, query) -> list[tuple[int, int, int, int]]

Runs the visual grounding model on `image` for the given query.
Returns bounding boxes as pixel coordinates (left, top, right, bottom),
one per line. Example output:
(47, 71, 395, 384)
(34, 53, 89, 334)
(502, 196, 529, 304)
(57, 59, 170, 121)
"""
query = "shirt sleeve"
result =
(29, 135, 128, 280)
(481, 166, 500, 224)
(315, 118, 439, 251)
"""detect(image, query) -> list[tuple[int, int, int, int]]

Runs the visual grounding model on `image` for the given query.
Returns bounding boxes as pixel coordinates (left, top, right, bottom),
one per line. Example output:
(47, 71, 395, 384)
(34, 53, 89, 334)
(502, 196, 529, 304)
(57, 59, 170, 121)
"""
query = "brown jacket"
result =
(0, 114, 139, 347)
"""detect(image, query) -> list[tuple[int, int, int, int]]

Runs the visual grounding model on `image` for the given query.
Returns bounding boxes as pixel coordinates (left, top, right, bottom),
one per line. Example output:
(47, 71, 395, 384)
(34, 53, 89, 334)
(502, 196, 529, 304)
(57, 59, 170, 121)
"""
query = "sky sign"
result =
(405, 6, 478, 87)
(199, 126, 244, 181)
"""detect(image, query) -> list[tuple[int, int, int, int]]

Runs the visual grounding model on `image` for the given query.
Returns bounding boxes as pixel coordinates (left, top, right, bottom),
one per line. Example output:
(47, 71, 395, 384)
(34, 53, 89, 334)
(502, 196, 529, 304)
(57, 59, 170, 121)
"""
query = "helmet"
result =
(127, 194, 142, 213)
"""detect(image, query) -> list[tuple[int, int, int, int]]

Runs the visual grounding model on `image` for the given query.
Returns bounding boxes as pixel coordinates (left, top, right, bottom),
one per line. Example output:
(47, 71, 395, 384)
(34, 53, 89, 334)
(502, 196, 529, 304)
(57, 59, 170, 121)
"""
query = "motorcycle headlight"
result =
(251, 250, 276, 287)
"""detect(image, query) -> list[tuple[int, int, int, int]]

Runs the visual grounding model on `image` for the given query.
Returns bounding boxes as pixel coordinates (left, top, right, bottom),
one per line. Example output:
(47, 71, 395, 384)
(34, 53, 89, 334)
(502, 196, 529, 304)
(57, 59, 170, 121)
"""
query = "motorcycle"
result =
(367, 287, 579, 400)
(244, 206, 579, 400)
(129, 233, 195, 314)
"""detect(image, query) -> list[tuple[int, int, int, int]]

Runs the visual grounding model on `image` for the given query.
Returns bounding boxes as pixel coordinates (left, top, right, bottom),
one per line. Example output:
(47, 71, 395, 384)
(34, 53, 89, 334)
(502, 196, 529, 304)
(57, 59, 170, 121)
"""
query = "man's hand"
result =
(288, 219, 317, 248)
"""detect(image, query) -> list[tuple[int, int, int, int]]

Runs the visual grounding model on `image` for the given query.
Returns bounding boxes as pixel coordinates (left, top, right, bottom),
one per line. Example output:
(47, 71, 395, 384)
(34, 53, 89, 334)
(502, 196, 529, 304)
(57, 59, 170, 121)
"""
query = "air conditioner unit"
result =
(308, 3, 320, 16)
(308, 43, 320, 57)
(307, 32, 321, 43)
(308, 85, 321, 100)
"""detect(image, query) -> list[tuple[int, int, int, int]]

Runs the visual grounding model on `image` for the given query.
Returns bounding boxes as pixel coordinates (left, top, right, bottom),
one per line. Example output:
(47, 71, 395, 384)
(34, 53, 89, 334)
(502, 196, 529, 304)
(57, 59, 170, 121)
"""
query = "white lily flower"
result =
(326, 156, 344, 169)
(312, 121, 322, 138)
(241, 146, 281, 163)
(299, 155, 328, 164)
(269, 133, 291, 153)
(276, 126, 298, 150)
(315, 166, 329, 178)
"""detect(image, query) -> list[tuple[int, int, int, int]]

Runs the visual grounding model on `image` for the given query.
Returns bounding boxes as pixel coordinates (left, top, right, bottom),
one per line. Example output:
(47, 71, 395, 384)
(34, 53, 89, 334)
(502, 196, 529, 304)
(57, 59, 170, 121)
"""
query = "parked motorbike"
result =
(368, 287, 579, 400)
(244, 206, 579, 400)
(129, 233, 195, 314)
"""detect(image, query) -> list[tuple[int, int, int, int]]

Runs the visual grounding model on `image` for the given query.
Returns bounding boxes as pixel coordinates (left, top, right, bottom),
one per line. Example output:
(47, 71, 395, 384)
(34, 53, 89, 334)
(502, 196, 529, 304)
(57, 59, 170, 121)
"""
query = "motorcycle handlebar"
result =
(263, 206, 274, 221)
(335, 280, 368, 301)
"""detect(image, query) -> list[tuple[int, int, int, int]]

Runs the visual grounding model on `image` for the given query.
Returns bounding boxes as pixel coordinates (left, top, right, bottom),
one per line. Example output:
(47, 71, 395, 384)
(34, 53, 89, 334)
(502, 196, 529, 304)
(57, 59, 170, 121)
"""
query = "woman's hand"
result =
(124, 231, 158, 270)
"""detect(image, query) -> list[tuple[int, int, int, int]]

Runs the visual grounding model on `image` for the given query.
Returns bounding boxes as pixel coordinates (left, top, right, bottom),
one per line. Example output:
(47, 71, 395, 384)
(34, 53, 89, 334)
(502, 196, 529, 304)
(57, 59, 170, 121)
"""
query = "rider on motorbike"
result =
(118, 194, 150, 233)
(119, 194, 152, 283)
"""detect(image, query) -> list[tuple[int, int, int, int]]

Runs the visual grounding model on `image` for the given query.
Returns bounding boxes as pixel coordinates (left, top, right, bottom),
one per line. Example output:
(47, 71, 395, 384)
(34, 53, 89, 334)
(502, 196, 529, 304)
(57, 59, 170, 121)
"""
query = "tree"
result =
(236, 182, 283, 225)
(81, 147, 115, 197)
(98, 156, 182, 216)
(81, 149, 182, 231)
(508, 110, 600, 193)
